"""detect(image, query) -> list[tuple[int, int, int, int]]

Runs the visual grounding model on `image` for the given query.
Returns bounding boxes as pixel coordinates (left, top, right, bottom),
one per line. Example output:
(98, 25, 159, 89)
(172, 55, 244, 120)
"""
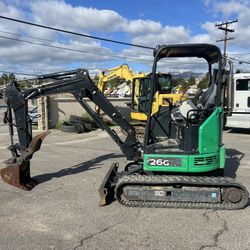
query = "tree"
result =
(198, 73, 209, 89)
(18, 80, 33, 90)
(174, 77, 185, 86)
(0, 73, 16, 86)
(188, 76, 196, 85)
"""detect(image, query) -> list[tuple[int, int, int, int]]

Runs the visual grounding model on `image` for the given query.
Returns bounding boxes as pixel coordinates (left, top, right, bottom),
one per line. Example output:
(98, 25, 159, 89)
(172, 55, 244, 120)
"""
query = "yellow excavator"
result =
(96, 64, 188, 135)
(96, 64, 145, 114)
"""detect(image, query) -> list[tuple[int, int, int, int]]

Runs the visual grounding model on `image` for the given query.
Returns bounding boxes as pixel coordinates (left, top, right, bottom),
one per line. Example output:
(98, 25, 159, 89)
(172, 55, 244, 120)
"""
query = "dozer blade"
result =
(1, 131, 50, 190)
(98, 163, 119, 206)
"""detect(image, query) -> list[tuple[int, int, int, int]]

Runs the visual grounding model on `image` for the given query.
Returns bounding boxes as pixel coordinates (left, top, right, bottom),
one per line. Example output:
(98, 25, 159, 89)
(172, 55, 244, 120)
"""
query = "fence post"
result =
(38, 96, 49, 130)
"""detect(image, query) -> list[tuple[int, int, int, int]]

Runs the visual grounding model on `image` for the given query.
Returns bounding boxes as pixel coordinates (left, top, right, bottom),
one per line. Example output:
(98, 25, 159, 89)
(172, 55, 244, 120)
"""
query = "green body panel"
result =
(198, 107, 222, 154)
(219, 145, 226, 168)
(144, 154, 189, 172)
(144, 107, 226, 173)
(188, 153, 219, 173)
(143, 149, 225, 173)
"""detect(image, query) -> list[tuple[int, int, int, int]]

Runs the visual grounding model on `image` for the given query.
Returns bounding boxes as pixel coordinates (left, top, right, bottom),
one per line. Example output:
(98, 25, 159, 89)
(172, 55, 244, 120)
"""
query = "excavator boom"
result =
(1, 69, 141, 195)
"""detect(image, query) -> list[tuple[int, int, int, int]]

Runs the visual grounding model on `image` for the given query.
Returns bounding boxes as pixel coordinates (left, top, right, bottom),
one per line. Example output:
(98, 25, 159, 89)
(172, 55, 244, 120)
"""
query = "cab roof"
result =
(154, 44, 222, 64)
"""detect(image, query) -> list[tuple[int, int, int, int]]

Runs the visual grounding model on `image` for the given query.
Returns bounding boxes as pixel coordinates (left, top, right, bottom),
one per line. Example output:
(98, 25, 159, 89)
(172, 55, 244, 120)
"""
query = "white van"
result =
(226, 73, 250, 128)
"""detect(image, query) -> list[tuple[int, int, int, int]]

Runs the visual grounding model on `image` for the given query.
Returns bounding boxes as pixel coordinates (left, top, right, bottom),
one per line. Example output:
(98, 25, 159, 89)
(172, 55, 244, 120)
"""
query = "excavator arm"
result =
(97, 64, 134, 92)
(1, 68, 141, 191)
(96, 64, 145, 114)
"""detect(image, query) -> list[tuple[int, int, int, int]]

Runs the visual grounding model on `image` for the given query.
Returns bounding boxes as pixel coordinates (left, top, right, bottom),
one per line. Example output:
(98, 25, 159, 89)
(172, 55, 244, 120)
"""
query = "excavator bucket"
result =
(98, 163, 119, 206)
(0, 131, 50, 190)
(0, 161, 36, 191)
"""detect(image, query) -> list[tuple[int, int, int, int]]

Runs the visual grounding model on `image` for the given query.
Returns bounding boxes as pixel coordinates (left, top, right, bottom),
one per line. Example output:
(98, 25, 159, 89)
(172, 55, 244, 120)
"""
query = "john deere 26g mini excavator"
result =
(1, 44, 249, 209)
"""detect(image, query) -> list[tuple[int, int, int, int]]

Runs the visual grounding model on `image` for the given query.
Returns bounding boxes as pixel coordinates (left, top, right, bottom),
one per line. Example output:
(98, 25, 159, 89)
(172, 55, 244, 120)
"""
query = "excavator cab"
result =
(131, 75, 150, 116)
(144, 44, 224, 154)
(131, 73, 172, 112)
(130, 73, 187, 122)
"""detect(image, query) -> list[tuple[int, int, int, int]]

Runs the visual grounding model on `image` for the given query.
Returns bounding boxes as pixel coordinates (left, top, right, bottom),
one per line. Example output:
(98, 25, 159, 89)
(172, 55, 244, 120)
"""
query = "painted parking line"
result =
(0, 133, 109, 150)
(0, 133, 10, 136)
(43, 133, 109, 146)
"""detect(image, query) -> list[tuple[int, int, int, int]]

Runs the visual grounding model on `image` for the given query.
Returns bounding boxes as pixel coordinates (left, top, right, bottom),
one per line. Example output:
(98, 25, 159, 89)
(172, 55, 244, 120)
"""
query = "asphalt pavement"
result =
(0, 108, 249, 250)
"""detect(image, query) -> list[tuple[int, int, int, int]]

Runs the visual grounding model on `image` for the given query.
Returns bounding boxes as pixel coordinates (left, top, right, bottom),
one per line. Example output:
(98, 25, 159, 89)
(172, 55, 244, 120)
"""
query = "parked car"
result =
(28, 107, 40, 124)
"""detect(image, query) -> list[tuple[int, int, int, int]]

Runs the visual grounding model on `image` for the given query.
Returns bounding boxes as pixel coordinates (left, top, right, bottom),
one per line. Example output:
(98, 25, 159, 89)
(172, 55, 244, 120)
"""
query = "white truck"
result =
(226, 73, 250, 128)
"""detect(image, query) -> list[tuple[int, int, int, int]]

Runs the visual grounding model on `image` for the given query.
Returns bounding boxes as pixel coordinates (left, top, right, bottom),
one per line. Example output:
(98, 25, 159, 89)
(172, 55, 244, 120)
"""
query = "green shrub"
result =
(55, 120, 66, 129)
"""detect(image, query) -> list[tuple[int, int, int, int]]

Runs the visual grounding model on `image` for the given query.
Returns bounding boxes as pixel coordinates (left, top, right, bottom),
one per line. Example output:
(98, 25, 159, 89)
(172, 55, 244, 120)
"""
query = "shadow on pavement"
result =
(224, 148, 244, 178)
(34, 153, 123, 184)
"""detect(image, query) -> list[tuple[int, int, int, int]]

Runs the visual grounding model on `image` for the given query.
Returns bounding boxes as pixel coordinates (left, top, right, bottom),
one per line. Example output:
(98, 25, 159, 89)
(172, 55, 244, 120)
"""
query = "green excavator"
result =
(1, 43, 249, 209)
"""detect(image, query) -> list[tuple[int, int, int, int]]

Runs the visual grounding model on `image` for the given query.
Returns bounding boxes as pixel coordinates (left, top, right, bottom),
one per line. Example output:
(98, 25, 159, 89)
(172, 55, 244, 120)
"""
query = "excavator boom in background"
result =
(96, 64, 145, 113)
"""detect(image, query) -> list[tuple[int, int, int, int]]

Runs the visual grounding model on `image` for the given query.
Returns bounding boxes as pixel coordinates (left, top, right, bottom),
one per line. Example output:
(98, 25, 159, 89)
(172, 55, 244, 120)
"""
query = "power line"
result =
(227, 56, 250, 65)
(228, 52, 250, 55)
(3, 29, 250, 59)
(0, 34, 210, 65)
(0, 30, 54, 43)
(0, 35, 153, 62)
(0, 30, 150, 55)
(0, 70, 38, 76)
(2, 15, 248, 68)
(0, 15, 154, 50)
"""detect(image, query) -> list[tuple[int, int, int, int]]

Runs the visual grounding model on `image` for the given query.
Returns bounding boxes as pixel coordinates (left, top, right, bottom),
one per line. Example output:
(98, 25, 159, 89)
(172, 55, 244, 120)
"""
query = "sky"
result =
(0, 0, 249, 78)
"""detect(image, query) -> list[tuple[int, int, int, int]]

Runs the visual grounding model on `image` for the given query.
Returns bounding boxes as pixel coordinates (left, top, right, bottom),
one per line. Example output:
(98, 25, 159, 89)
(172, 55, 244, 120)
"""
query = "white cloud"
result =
(123, 19, 162, 35)
(0, 0, 250, 77)
(30, 0, 125, 33)
(131, 25, 191, 47)
(215, 1, 247, 17)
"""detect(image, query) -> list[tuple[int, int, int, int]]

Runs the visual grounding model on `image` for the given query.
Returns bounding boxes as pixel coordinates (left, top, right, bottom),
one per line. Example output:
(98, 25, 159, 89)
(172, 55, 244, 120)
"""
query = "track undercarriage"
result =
(99, 163, 249, 210)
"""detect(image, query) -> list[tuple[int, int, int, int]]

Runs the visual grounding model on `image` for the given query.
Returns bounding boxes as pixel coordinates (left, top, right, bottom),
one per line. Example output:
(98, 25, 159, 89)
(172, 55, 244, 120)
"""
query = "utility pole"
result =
(215, 19, 238, 66)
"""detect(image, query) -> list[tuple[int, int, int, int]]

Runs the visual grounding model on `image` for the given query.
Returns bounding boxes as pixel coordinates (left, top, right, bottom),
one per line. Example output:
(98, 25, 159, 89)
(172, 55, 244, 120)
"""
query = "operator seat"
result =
(196, 83, 217, 110)
(171, 83, 217, 121)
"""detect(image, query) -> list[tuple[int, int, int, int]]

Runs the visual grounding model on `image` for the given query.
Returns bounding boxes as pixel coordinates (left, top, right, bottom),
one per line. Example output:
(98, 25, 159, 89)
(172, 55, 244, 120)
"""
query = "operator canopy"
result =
(154, 44, 222, 64)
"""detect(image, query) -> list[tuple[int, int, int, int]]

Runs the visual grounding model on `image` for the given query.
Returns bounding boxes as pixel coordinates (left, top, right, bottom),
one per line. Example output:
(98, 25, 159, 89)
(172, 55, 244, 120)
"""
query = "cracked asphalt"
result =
(0, 107, 250, 250)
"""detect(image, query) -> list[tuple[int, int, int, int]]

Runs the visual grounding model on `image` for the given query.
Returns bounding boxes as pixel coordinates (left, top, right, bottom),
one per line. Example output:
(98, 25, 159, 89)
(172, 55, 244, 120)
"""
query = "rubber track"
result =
(115, 175, 249, 210)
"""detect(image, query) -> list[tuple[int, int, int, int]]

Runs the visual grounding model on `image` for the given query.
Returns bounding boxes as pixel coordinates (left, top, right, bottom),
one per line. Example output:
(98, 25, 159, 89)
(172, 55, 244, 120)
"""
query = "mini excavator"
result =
(1, 44, 249, 209)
